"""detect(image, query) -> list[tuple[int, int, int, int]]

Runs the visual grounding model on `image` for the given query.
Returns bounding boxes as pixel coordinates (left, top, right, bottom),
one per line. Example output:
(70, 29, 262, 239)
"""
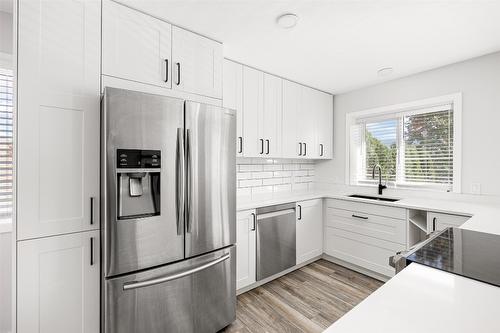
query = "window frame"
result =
(345, 93, 462, 193)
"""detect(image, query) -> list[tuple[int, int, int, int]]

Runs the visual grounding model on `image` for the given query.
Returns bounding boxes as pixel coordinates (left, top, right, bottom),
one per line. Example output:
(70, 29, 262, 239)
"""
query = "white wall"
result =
(316, 51, 500, 196)
(0, 10, 13, 55)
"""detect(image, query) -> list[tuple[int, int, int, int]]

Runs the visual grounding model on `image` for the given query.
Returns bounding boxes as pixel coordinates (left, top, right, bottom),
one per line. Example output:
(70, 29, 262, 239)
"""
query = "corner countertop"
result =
(237, 190, 500, 235)
(238, 190, 500, 332)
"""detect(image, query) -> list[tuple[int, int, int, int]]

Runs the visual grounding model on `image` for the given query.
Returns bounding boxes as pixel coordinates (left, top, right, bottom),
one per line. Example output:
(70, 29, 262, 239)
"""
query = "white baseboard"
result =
(236, 255, 322, 295)
(321, 254, 390, 282)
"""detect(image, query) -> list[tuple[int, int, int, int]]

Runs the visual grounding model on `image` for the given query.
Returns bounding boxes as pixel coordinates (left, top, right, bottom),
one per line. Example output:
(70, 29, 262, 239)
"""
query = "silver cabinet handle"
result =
(352, 214, 368, 220)
(259, 139, 264, 154)
(176, 62, 181, 85)
(251, 213, 256, 231)
(238, 137, 243, 154)
(164, 59, 169, 83)
(304, 142, 307, 156)
(90, 237, 95, 266)
(265, 139, 270, 155)
(320, 144, 324, 157)
(256, 209, 295, 220)
(175, 128, 185, 235)
(298, 142, 302, 156)
(186, 129, 193, 233)
(123, 253, 230, 291)
(90, 197, 95, 225)
(297, 205, 302, 220)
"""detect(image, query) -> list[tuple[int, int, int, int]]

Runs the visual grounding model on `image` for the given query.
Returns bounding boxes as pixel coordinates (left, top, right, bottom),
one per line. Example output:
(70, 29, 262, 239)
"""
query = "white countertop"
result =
(324, 263, 500, 333)
(238, 190, 500, 332)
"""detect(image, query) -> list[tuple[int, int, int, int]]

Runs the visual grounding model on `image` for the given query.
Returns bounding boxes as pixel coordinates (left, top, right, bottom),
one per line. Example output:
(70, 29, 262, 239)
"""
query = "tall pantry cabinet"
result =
(16, 0, 101, 331)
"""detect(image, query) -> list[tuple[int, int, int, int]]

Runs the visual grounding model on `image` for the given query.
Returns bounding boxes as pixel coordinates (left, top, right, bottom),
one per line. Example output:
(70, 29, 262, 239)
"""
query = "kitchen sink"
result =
(347, 194, 400, 202)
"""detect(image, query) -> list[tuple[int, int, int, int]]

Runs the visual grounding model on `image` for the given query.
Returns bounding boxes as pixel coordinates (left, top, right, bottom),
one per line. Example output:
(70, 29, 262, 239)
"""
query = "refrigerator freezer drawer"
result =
(104, 246, 236, 333)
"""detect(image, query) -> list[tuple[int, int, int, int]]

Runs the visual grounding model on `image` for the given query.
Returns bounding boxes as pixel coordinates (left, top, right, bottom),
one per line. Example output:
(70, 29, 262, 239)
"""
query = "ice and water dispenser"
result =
(116, 149, 161, 220)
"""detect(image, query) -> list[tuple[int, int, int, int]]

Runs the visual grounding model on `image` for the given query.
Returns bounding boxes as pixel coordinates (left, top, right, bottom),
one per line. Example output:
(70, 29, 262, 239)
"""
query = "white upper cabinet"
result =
(282, 80, 301, 158)
(102, 0, 172, 88)
(242, 66, 263, 157)
(223, 60, 243, 156)
(315, 90, 333, 159)
(300, 86, 320, 158)
(17, 230, 100, 333)
(262, 73, 282, 157)
(17, 0, 100, 239)
(236, 210, 256, 290)
(172, 26, 223, 99)
(296, 199, 323, 265)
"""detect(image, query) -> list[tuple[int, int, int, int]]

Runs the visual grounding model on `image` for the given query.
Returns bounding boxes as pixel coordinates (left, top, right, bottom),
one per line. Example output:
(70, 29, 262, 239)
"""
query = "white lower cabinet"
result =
(17, 230, 100, 333)
(323, 199, 407, 277)
(428, 211, 470, 232)
(236, 209, 256, 290)
(296, 199, 323, 265)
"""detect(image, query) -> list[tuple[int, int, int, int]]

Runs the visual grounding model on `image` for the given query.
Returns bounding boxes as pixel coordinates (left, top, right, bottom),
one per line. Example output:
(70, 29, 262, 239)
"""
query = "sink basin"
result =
(347, 194, 400, 202)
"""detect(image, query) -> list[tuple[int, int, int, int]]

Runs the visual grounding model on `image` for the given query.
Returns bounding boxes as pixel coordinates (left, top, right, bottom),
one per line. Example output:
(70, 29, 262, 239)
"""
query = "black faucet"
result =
(372, 164, 387, 195)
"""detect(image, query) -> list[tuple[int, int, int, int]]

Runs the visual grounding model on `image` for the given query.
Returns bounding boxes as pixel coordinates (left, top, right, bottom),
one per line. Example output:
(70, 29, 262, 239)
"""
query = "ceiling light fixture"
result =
(377, 67, 394, 77)
(277, 13, 298, 29)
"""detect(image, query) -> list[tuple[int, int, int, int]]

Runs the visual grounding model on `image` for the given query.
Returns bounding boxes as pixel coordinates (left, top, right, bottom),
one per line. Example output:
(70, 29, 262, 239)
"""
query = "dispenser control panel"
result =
(117, 149, 161, 168)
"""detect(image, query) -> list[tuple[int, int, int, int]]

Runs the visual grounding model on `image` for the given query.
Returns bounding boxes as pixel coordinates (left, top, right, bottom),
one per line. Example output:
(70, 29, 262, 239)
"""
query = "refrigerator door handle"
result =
(122, 253, 231, 291)
(185, 128, 193, 233)
(175, 128, 185, 235)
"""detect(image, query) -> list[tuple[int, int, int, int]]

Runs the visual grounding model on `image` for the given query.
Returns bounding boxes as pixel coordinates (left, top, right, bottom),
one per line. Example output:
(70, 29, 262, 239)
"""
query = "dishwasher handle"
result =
(256, 208, 295, 221)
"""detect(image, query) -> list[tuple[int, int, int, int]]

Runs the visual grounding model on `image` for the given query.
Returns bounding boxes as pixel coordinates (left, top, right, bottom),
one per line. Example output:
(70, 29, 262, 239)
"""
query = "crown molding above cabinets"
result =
(223, 59, 333, 160)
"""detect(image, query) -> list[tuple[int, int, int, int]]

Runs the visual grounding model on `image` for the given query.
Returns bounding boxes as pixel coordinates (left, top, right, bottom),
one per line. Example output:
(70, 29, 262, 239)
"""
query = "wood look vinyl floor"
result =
(222, 259, 384, 333)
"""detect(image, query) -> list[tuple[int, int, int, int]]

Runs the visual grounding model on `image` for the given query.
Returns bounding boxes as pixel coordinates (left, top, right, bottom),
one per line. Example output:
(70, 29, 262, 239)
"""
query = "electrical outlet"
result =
(471, 183, 481, 195)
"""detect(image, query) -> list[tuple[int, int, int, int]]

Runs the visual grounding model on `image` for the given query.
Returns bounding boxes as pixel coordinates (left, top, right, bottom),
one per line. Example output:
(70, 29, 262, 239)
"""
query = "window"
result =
(347, 94, 461, 192)
(0, 69, 13, 221)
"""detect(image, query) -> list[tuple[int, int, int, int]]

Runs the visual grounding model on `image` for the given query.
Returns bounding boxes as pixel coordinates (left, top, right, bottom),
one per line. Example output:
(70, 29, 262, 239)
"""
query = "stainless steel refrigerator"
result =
(101, 87, 236, 333)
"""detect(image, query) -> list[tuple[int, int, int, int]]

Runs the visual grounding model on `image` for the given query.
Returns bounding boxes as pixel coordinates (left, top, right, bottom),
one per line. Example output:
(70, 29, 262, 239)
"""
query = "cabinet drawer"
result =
(326, 199, 406, 220)
(324, 227, 404, 277)
(326, 208, 406, 245)
(428, 212, 470, 231)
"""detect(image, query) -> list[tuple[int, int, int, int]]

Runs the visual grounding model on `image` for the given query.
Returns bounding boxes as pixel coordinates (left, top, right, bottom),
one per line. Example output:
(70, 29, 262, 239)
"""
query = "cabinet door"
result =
(223, 60, 243, 156)
(428, 212, 469, 232)
(18, 0, 100, 239)
(242, 66, 263, 157)
(282, 80, 301, 158)
(316, 91, 333, 159)
(262, 73, 282, 158)
(299, 87, 318, 158)
(172, 26, 223, 98)
(236, 210, 256, 290)
(17, 230, 100, 333)
(102, 0, 172, 88)
(296, 199, 323, 265)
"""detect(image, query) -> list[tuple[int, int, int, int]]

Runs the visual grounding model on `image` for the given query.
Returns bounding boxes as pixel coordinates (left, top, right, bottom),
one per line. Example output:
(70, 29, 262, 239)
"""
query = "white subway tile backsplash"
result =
(252, 171, 274, 179)
(262, 178, 283, 186)
(263, 164, 282, 171)
(273, 184, 292, 193)
(239, 164, 263, 172)
(239, 179, 262, 188)
(237, 159, 315, 198)
(273, 171, 292, 177)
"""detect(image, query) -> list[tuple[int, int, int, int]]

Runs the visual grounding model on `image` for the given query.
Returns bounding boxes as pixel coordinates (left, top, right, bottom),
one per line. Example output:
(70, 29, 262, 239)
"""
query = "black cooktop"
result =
(406, 227, 500, 287)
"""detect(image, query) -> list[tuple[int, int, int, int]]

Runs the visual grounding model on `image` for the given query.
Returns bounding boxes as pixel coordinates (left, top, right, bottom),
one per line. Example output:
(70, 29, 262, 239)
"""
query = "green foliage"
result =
(365, 131, 397, 181)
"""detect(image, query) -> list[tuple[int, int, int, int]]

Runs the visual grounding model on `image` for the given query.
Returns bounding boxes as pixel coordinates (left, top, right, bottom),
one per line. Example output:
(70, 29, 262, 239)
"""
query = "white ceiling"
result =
(120, 0, 500, 94)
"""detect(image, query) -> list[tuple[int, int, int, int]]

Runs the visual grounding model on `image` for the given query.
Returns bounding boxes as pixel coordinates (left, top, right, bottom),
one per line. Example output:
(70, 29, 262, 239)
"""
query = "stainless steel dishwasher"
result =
(256, 203, 296, 281)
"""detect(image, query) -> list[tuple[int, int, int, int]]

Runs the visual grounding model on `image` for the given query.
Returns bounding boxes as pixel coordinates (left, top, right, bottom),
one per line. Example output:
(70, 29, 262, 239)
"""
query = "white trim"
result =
(0, 52, 12, 69)
(345, 93, 462, 193)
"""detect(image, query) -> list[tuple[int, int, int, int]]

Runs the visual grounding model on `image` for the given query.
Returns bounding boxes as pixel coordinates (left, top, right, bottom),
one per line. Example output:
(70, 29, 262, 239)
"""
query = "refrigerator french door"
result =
(102, 87, 236, 333)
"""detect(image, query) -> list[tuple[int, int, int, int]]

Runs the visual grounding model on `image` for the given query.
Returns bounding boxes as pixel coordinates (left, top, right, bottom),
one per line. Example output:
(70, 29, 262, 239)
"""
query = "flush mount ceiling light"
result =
(277, 13, 298, 29)
(377, 67, 394, 77)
